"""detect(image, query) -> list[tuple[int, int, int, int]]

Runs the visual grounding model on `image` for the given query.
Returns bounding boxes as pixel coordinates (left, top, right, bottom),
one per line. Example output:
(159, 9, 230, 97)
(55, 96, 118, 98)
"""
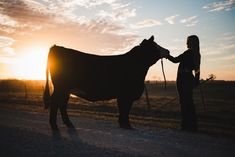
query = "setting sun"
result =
(13, 46, 48, 80)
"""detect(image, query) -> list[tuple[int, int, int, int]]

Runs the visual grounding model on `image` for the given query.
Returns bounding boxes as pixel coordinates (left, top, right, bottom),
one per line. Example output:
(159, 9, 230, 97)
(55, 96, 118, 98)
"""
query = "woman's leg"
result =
(179, 89, 197, 131)
(177, 76, 198, 131)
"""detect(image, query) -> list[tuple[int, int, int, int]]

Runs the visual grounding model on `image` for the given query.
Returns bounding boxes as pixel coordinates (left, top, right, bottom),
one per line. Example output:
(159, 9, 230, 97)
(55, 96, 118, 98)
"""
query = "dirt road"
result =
(0, 103, 234, 157)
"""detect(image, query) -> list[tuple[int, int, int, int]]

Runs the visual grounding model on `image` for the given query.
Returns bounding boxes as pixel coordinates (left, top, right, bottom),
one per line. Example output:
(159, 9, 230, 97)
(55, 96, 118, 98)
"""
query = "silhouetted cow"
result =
(43, 36, 169, 130)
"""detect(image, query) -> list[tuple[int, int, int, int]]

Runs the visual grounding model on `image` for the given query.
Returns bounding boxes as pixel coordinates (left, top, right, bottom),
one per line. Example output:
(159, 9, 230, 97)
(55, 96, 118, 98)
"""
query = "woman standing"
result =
(166, 35, 201, 131)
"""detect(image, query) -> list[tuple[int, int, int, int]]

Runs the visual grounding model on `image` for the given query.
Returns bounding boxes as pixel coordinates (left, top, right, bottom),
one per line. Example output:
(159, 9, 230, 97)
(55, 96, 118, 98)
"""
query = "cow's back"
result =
(49, 45, 129, 79)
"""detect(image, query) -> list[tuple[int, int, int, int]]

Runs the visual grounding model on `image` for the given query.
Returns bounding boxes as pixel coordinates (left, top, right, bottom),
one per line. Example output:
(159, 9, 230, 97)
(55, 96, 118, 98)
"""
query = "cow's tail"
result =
(43, 49, 51, 110)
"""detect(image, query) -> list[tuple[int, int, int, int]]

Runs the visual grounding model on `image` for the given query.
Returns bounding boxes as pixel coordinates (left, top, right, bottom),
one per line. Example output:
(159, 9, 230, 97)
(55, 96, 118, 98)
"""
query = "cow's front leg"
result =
(117, 99, 133, 129)
(59, 93, 74, 128)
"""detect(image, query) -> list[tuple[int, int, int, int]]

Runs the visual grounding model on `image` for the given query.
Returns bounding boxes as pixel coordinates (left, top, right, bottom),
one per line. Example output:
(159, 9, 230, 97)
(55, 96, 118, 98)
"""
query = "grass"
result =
(0, 79, 235, 138)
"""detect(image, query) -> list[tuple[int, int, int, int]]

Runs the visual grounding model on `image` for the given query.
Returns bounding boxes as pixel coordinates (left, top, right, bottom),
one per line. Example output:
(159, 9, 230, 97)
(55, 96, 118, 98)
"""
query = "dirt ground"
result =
(0, 102, 234, 157)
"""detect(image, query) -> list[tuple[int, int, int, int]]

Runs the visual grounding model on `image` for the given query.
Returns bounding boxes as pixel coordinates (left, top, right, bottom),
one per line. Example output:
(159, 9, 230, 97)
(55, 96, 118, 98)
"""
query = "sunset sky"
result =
(0, 0, 235, 80)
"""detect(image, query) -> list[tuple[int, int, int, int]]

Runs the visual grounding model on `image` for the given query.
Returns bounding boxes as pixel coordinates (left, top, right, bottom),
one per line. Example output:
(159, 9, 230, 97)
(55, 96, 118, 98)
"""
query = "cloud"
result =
(96, 2, 136, 21)
(68, 0, 117, 8)
(208, 54, 235, 61)
(81, 19, 125, 34)
(0, 36, 16, 57)
(221, 43, 235, 50)
(0, 14, 19, 27)
(202, 41, 235, 63)
(0, 0, 136, 33)
(180, 16, 198, 27)
(0, 36, 16, 64)
(0, 36, 15, 47)
(215, 53, 235, 61)
(131, 19, 162, 29)
(165, 15, 179, 24)
(203, 0, 235, 12)
(0, 0, 139, 55)
(114, 8, 136, 20)
(0, 0, 54, 22)
(96, 8, 136, 20)
(59, 19, 139, 54)
(97, 9, 136, 21)
(219, 33, 235, 41)
(45, 0, 132, 22)
(0, 0, 55, 35)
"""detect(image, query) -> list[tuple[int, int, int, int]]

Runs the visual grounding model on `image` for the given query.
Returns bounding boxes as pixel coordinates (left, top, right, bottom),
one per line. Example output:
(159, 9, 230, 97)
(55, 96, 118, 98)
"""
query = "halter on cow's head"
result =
(138, 35, 169, 66)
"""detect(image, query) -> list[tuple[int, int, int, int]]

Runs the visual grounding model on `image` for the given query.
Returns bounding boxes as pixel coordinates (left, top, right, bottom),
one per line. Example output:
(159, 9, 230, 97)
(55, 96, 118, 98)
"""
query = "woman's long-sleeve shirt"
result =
(167, 49, 200, 86)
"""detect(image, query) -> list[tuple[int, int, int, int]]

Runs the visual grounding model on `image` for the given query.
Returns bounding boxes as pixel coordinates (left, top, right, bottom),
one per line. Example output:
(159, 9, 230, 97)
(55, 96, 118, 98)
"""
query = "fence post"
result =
(24, 81, 27, 104)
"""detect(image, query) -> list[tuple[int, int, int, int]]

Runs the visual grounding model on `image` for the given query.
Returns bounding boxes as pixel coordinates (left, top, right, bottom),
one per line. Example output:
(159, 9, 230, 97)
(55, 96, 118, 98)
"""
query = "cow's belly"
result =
(70, 88, 117, 101)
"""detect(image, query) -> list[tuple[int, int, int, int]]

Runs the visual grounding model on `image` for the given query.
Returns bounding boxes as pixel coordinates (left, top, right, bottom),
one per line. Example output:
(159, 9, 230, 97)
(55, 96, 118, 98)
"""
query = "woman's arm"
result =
(166, 54, 182, 63)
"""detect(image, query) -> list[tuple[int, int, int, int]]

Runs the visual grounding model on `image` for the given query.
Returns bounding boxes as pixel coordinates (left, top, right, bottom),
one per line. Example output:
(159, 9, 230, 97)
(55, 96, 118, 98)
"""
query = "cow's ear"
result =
(140, 39, 148, 46)
(148, 35, 154, 42)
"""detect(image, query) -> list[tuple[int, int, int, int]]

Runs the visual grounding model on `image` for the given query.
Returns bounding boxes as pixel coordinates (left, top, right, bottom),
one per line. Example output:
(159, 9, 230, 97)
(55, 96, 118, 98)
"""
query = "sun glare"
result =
(13, 46, 48, 80)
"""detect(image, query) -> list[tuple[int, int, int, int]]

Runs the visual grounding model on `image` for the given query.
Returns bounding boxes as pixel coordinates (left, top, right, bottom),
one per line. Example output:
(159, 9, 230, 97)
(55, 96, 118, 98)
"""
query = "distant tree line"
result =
(0, 79, 44, 92)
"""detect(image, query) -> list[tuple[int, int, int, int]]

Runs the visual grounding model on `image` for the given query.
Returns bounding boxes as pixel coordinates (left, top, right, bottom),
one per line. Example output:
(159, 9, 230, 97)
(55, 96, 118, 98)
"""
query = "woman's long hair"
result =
(187, 35, 201, 71)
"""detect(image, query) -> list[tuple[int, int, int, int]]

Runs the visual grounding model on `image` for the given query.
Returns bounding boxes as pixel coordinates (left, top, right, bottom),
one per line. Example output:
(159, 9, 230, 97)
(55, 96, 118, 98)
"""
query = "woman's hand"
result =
(162, 50, 170, 59)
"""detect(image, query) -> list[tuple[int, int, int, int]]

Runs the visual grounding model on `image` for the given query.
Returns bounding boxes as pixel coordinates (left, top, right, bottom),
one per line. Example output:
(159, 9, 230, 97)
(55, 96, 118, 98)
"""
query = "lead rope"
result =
(145, 58, 167, 109)
(144, 84, 150, 109)
(161, 58, 167, 90)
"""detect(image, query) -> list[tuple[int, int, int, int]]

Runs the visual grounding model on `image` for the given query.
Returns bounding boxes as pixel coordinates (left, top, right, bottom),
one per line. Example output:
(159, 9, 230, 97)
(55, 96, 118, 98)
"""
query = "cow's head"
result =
(139, 35, 169, 66)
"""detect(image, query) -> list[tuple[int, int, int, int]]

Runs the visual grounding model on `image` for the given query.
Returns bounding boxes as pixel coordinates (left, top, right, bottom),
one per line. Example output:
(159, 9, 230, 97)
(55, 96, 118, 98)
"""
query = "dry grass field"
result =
(0, 79, 235, 137)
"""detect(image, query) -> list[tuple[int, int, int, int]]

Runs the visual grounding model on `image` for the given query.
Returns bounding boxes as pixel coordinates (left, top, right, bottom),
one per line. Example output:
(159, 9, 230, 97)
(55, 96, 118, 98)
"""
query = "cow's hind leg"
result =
(117, 99, 133, 129)
(50, 89, 60, 131)
(59, 93, 74, 128)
